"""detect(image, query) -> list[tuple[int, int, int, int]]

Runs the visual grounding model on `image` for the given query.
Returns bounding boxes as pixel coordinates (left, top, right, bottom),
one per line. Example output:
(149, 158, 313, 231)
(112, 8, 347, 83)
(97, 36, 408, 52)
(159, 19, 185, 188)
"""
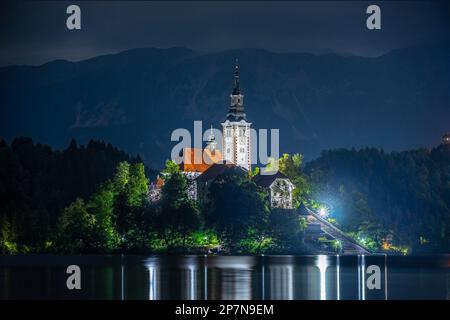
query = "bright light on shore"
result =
(319, 207, 328, 217)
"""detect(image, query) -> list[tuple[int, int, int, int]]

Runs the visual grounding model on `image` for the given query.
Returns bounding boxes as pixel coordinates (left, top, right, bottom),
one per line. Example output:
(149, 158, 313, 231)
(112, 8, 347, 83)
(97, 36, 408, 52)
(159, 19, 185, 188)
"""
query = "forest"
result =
(0, 137, 449, 254)
(0, 137, 149, 253)
(0, 137, 307, 254)
(305, 146, 450, 253)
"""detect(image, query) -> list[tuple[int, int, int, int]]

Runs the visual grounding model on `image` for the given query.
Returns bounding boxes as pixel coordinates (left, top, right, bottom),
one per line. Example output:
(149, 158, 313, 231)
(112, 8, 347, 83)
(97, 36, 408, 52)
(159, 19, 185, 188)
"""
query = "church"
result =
(153, 62, 295, 209)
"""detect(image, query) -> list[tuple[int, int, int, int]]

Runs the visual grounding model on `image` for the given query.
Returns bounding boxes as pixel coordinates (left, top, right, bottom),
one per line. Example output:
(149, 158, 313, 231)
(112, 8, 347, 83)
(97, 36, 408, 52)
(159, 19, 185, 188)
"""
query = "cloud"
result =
(1, 1, 449, 66)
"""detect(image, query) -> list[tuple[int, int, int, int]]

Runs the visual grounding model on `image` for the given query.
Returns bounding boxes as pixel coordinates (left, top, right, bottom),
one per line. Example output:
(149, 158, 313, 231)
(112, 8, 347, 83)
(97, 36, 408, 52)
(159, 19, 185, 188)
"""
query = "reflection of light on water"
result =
(221, 269, 252, 300)
(145, 258, 160, 300)
(357, 255, 366, 300)
(262, 256, 265, 300)
(266, 257, 295, 300)
(384, 254, 388, 300)
(186, 265, 196, 300)
(148, 265, 157, 300)
(336, 255, 340, 300)
(204, 255, 208, 300)
(208, 256, 256, 300)
(182, 256, 199, 300)
(358, 256, 361, 300)
(269, 265, 293, 300)
(121, 257, 124, 300)
(316, 255, 329, 300)
(361, 255, 366, 300)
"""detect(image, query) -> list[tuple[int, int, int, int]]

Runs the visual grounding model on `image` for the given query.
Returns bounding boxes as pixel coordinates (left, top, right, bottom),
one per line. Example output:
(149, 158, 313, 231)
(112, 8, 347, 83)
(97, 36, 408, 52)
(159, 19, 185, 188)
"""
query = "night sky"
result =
(1, 1, 450, 66)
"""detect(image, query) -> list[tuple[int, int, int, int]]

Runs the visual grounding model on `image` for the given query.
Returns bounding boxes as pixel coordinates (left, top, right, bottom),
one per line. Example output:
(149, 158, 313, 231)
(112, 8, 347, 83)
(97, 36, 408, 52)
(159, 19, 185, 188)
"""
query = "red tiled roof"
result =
(180, 148, 223, 173)
(155, 176, 165, 187)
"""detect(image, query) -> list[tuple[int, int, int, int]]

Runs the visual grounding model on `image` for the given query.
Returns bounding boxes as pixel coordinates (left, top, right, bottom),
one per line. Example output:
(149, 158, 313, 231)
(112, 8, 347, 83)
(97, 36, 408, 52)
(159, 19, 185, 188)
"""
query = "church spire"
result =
(221, 60, 252, 171)
(226, 59, 247, 122)
(233, 59, 241, 95)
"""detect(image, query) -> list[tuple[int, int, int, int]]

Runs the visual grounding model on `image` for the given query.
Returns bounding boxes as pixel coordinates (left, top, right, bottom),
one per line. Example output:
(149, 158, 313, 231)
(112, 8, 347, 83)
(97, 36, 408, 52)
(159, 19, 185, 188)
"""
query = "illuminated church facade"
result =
(151, 63, 294, 209)
(221, 64, 252, 171)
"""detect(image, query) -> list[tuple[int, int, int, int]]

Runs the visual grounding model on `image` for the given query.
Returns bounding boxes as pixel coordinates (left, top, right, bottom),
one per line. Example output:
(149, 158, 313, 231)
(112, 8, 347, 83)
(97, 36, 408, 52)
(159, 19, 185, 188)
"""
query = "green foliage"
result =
(121, 204, 158, 251)
(158, 160, 200, 248)
(238, 227, 274, 254)
(187, 229, 221, 250)
(88, 183, 121, 251)
(332, 239, 342, 253)
(270, 209, 304, 252)
(306, 147, 450, 253)
(205, 170, 270, 250)
(4, 137, 449, 254)
(0, 138, 148, 252)
(0, 216, 18, 254)
(262, 157, 278, 173)
(126, 163, 149, 207)
(161, 161, 188, 204)
(278, 153, 311, 208)
(279, 153, 302, 178)
(345, 230, 381, 253)
(298, 217, 308, 231)
(317, 236, 342, 253)
(53, 160, 152, 253)
(249, 166, 260, 178)
(113, 161, 151, 250)
(147, 232, 168, 252)
(162, 159, 181, 176)
(113, 161, 130, 191)
(53, 198, 95, 253)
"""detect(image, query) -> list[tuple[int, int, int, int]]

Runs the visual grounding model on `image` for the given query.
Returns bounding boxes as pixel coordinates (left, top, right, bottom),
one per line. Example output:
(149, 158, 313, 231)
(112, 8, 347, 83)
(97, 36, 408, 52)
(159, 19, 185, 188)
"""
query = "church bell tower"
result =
(221, 61, 252, 171)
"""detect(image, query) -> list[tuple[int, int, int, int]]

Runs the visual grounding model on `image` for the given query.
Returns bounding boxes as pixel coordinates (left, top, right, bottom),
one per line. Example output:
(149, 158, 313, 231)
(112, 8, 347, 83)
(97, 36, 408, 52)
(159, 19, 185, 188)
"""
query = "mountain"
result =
(1, 45, 450, 167)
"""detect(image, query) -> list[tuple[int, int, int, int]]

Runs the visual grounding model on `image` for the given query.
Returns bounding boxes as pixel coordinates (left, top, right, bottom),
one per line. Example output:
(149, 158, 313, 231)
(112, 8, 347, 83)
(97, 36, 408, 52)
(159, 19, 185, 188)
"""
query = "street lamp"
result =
(319, 207, 328, 218)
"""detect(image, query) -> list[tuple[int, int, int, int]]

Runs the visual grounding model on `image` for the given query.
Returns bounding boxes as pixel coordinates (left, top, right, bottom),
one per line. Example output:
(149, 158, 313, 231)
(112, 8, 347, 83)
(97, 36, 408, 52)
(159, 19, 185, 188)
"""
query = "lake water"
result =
(0, 255, 448, 300)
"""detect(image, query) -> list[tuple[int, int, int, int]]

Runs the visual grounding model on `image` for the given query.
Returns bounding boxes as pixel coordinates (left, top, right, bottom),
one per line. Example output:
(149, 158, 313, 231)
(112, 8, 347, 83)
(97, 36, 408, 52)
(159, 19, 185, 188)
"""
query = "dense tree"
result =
(88, 183, 120, 251)
(158, 160, 200, 248)
(113, 161, 130, 191)
(0, 215, 18, 254)
(0, 138, 150, 252)
(53, 199, 95, 253)
(205, 170, 270, 251)
(126, 163, 149, 207)
(305, 146, 450, 253)
(2, 136, 449, 254)
(54, 160, 151, 252)
(270, 209, 306, 253)
(275, 153, 311, 208)
(113, 162, 150, 250)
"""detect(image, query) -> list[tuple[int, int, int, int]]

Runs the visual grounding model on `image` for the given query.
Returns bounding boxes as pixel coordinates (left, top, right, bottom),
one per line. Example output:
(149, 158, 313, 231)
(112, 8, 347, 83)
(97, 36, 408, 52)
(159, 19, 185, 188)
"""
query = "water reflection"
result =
(359, 255, 365, 300)
(0, 254, 448, 299)
(142, 255, 380, 300)
(265, 256, 294, 300)
(336, 255, 340, 300)
(317, 255, 329, 300)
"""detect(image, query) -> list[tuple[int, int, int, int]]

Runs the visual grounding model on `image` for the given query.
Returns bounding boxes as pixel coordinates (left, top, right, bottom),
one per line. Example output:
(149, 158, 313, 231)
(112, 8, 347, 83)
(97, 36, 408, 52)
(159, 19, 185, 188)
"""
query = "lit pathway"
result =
(304, 207, 370, 255)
